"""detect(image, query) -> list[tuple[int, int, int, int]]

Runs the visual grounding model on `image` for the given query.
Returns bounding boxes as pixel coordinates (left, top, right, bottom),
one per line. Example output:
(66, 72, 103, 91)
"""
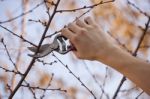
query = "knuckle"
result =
(76, 20, 81, 25)
(68, 23, 74, 28)
(68, 23, 72, 26)
(61, 28, 67, 33)
(61, 29, 65, 33)
(85, 16, 90, 21)
(76, 20, 79, 24)
(86, 25, 93, 30)
(93, 24, 98, 28)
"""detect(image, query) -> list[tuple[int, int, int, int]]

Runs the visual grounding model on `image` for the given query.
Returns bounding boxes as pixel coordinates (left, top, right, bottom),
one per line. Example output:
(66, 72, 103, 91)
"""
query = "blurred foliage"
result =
(0, 0, 150, 99)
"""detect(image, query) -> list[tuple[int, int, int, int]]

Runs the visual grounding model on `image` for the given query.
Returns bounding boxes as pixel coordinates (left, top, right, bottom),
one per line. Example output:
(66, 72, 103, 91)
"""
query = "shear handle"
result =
(56, 35, 76, 54)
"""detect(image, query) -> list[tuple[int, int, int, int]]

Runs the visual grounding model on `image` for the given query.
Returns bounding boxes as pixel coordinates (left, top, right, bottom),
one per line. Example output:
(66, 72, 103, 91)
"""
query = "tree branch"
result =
(0, 1, 44, 24)
(8, 0, 61, 98)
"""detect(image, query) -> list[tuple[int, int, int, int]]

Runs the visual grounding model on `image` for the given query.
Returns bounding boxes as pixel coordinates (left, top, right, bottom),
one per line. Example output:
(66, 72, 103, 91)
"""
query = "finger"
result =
(72, 51, 82, 59)
(61, 28, 75, 40)
(84, 16, 95, 25)
(68, 23, 81, 33)
(76, 19, 87, 28)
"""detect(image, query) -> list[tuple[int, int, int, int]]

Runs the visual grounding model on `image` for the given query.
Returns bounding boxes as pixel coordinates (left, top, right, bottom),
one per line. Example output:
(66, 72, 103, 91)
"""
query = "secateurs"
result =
(28, 34, 74, 58)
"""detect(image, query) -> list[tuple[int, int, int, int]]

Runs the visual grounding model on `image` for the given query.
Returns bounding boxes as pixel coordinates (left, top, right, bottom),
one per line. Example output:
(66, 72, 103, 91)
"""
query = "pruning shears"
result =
(28, 34, 74, 58)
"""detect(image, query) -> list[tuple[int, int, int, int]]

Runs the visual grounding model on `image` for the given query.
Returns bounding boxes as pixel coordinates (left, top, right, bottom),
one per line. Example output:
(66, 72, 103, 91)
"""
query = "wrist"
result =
(95, 43, 116, 62)
(96, 44, 132, 71)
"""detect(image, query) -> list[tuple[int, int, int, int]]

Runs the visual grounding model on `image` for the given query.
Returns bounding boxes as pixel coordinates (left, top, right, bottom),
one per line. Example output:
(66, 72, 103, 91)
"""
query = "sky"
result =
(0, 0, 150, 99)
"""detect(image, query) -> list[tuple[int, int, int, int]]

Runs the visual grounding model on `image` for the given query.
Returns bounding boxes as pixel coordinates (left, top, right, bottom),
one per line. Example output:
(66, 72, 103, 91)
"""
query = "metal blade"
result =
(28, 43, 58, 58)
(28, 44, 50, 53)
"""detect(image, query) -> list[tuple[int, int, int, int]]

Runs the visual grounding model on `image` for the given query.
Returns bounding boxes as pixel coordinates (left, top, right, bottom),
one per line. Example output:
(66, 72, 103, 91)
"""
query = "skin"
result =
(61, 17, 150, 95)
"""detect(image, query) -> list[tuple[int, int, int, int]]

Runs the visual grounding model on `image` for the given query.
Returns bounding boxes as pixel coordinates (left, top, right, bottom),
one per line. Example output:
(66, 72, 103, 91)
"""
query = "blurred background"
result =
(0, 0, 150, 99)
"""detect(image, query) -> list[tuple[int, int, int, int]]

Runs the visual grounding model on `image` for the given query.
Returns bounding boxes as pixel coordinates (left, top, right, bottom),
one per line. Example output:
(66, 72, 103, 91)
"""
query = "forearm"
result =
(61, 16, 150, 94)
(97, 46, 150, 95)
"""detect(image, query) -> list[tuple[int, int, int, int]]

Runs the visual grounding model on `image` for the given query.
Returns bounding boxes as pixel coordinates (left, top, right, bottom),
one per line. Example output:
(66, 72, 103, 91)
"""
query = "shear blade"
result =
(28, 43, 58, 58)
(28, 44, 50, 53)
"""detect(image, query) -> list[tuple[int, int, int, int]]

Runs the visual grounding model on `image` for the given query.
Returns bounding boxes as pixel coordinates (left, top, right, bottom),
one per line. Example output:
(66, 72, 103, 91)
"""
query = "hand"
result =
(61, 17, 117, 60)
(62, 17, 150, 95)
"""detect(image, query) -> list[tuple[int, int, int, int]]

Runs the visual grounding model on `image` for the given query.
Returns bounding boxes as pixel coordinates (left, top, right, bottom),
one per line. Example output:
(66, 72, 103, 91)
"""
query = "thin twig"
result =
(1, 38, 18, 70)
(135, 91, 144, 99)
(126, 0, 150, 17)
(107, 31, 132, 54)
(82, 61, 109, 99)
(0, 65, 23, 75)
(40, 73, 54, 99)
(56, 0, 115, 13)
(0, 1, 44, 24)
(21, 84, 66, 92)
(52, 53, 97, 99)
(28, 19, 47, 26)
(36, 59, 57, 66)
(0, 25, 37, 47)
(100, 67, 109, 99)
(24, 80, 37, 99)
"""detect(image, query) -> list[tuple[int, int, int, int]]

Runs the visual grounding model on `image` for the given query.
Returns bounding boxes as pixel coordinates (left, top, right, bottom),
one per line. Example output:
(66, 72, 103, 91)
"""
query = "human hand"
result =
(61, 17, 117, 60)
